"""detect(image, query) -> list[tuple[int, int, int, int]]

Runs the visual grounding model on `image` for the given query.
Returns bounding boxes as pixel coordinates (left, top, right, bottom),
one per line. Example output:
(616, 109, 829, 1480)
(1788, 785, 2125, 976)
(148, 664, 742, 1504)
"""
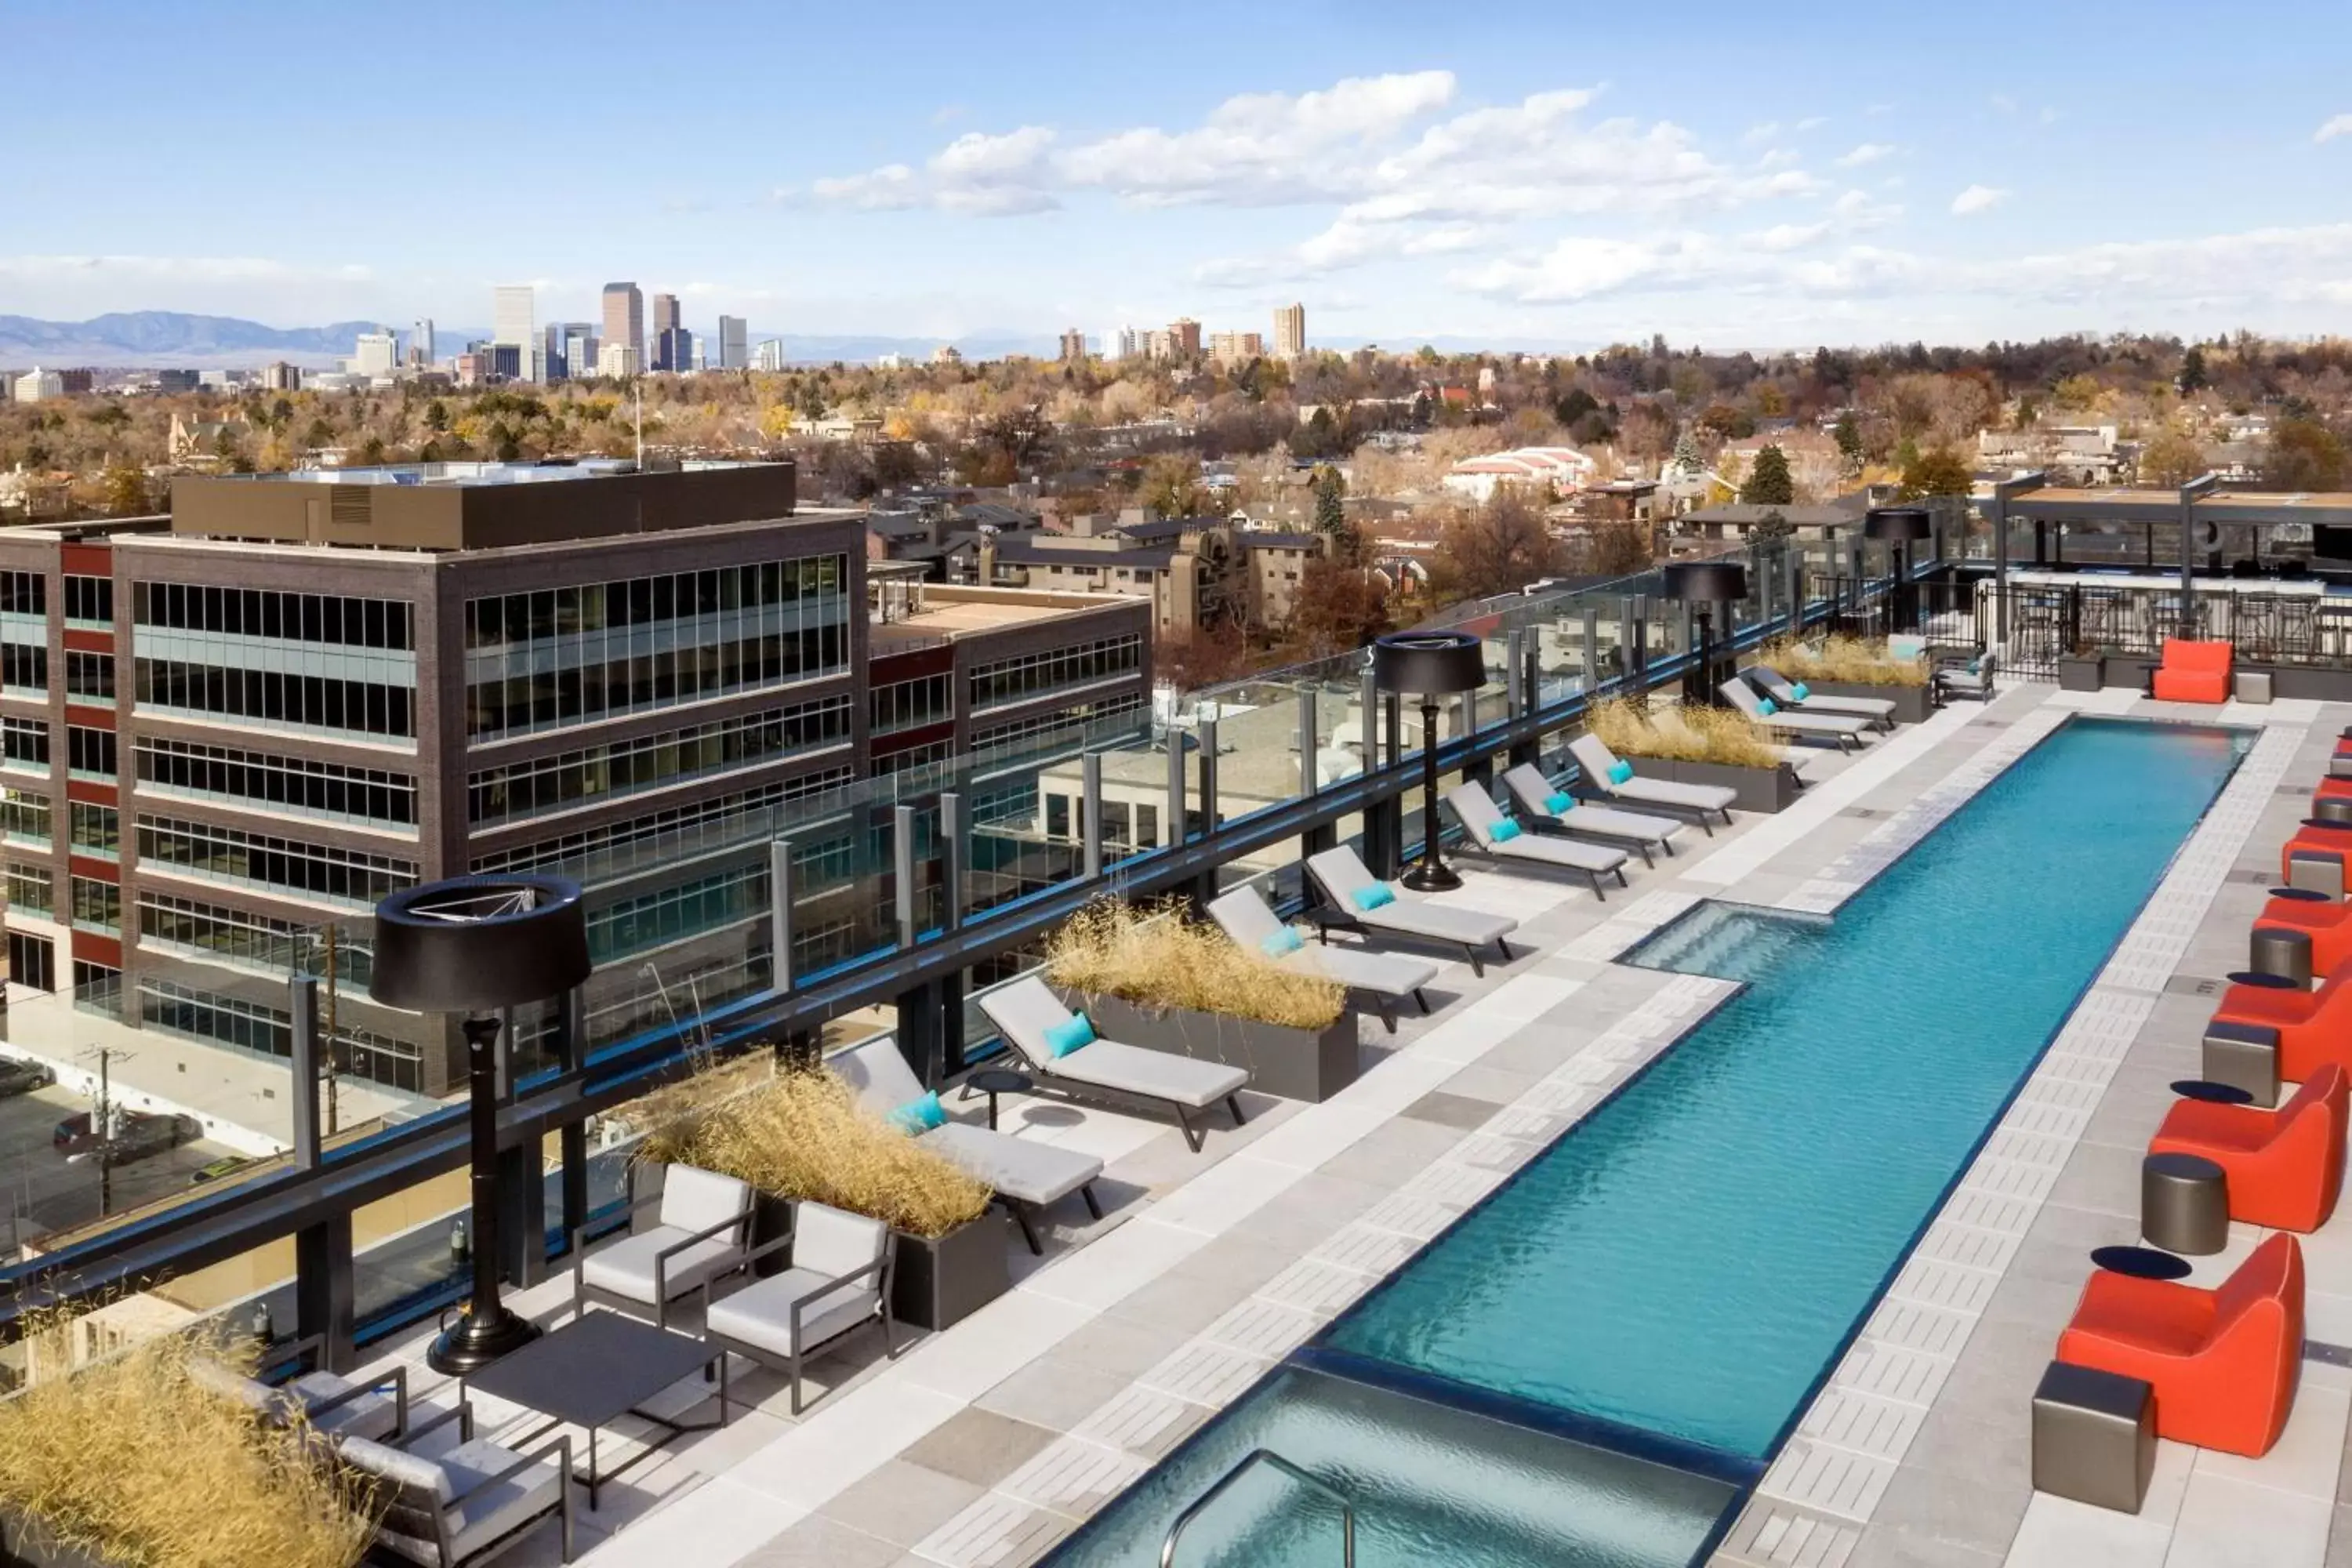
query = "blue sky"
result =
(5, 0, 2350, 350)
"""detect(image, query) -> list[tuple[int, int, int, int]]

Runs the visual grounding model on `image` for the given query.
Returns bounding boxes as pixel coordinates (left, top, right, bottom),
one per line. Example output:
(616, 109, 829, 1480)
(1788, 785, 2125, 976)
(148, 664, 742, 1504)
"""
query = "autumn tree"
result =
(1285, 552, 1392, 659)
(2179, 346, 2209, 394)
(1739, 445, 1795, 506)
(1899, 445, 1973, 499)
(1430, 488, 1562, 603)
(2138, 429, 2208, 488)
(1138, 453, 1210, 518)
(100, 464, 150, 516)
(1833, 412, 1864, 472)
(2263, 419, 2347, 492)
(1312, 466, 1347, 546)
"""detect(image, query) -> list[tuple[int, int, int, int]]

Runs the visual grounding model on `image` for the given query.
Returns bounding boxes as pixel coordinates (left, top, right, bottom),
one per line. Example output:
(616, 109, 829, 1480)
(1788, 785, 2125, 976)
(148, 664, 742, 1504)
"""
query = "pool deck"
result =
(354, 682, 2352, 1568)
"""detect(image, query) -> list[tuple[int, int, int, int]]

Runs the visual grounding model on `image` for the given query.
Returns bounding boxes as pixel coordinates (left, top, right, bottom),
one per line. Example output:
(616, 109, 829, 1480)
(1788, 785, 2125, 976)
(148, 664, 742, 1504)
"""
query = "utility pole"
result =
(322, 923, 340, 1136)
(94, 1047, 113, 1218)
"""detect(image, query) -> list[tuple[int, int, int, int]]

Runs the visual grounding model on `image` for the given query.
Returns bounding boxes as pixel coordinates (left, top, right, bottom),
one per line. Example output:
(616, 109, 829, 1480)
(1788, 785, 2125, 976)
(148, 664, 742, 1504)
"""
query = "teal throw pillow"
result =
(1044, 1013, 1095, 1056)
(1545, 790, 1573, 814)
(1490, 818, 1522, 843)
(1607, 759, 1635, 786)
(1351, 884, 1397, 913)
(1791, 682, 1810, 700)
(1260, 927, 1305, 958)
(1758, 696, 1778, 716)
(887, 1091, 946, 1134)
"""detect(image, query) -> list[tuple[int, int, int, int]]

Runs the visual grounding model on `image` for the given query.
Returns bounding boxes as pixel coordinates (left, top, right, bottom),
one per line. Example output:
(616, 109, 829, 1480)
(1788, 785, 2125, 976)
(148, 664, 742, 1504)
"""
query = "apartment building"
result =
(977, 510, 1327, 641)
(0, 460, 1149, 1098)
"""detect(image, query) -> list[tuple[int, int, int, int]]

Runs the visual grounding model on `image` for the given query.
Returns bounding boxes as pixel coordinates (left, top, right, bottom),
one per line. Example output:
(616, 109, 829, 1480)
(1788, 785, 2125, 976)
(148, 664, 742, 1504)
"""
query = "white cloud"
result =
(1990, 93, 2018, 114)
(810, 163, 921, 210)
(1835, 143, 1896, 168)
(1747, 222, 1831, 252)
(1951, 183, 2009, 216)
(1796, 116, 1828, 132)
(1742, 121, 1781, 143)
(2318, 114, 2352, 144)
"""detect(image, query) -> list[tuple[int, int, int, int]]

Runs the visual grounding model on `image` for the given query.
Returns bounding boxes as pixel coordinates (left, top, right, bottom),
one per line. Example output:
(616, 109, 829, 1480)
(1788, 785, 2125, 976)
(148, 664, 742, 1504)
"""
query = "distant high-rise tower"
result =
(656, 326, 693, 375)
(652, 292, 680, 337)
(563, 325, 598, 383)
(1275, 303, 1305, 361)
(411, 318, 436, 368)
(650, 295, 684, 371)
(1059, 329, 1087, 364)
(601, 282, 644, 362)
(717, 315, 749, 370)
(353, 328, 400, 376)
(1167, 318, 1202, 359)
(753, 339, 787, 372)
(492, 285, 538, 381)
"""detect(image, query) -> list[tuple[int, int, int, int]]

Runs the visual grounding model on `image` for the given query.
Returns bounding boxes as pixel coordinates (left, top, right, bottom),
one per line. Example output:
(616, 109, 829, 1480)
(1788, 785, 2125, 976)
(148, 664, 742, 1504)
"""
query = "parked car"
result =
(60, 1112, 200, 1167)
(191, 1155, 257, 1185)
(0, 1056, 50, 1098)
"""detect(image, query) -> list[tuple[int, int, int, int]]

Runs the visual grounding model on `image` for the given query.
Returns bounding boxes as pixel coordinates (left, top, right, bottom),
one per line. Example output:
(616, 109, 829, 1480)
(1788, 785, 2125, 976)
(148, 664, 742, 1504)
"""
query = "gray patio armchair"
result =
(1303, 845, 1518, 975)
(700, 1199, 896, 1416)
(1442, 783, 1630, 899)
(1744, 666, 1896, 730)
(1499, 763, 1682, 866)
(573, 1163, 757, 1330)
(336, 1410, 572, 1566)
(1207, 884, 1440, 1030)
(1719, 677, 1871, 750)
(833, 1036, 1104, 1254)
(1935, 649, 1997, 702)
(191, 1333, 408, 1443)
(978, 975, 1250, 1152)
(1566, 734, 1736, 829)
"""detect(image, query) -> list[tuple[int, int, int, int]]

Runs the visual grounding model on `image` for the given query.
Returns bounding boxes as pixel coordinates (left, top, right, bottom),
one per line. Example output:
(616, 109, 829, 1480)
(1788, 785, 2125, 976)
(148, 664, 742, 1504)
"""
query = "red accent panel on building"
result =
(871, 643, 957, 680)
(64, 779, 118, 807)
(60, 543, 114, 576)
(62, 628, 115, 655)
(69, 933, 123, 969)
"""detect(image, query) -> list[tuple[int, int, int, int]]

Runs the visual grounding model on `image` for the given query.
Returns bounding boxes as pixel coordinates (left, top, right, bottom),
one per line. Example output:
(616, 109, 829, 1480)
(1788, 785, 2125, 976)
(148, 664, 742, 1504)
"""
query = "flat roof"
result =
(2012, 485, 2352, 526)
(868, 584, 1139, 646)
(204, 459, 781, 489)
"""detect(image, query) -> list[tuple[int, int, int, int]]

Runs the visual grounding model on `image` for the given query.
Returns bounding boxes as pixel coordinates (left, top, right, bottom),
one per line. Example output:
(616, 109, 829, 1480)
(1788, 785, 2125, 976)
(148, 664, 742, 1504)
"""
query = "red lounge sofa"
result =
(2280, 819, 2352, 887)
(2056, 1233, 2304, 1456)
(2151, 1065, 2348, 1232)
(2149, 639, 2233, 704)
(2210, 958, 2352, 1083)
(2256, 891, 2352, 973)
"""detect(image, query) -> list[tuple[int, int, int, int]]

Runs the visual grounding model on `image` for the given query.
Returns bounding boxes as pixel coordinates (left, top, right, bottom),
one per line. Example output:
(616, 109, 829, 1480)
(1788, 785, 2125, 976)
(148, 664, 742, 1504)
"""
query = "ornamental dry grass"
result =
(0, 1323, 376, 1568)
(1758, 635, 1928, 688)
(1044, 898, 1345, 1031)
(637, 1065, 991, 1239)
(1585, 698, 1781, 770)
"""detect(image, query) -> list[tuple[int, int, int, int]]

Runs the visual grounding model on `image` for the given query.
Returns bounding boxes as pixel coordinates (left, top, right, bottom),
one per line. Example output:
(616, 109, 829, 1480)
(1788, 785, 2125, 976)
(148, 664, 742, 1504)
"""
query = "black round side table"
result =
(965, 1066, 1034, 1131)
(2141, 1152, 2229, 1255)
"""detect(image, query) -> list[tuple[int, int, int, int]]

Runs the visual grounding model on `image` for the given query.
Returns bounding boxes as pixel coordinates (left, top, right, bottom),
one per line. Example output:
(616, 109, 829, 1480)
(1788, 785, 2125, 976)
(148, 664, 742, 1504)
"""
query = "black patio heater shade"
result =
(1373, 631, 1487, 892)
(1663, 559, 1750, 706)
(1866, 506, 1933, 634)
(372, 875, 591, 1374)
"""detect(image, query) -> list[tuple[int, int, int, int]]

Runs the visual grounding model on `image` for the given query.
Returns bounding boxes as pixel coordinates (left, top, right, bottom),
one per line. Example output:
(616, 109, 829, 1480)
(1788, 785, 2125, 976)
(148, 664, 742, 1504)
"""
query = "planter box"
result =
(1, 1512, 116, 1568)
(2056, 655, 2103, 692)
(1802, 678, 1935, 724)
(1635, 757, 1803, 814)
(1053, 987, 1359, 1103)
(750, 1193, 1009, 1332)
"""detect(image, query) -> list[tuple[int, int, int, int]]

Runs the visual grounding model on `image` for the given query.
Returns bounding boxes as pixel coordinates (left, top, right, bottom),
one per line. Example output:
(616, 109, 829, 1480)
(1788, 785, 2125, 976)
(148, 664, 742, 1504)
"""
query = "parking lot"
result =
(0, 1080, 235, 1250)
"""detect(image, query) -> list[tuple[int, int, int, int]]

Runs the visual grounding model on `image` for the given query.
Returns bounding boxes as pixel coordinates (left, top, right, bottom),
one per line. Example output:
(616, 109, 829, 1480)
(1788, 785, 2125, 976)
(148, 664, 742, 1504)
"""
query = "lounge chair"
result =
(1442, 783, 1629, 899)
(2209, 956, 2352, 1096)
(978, 976, 1250, 1152)
(1303, 845, 1518, 975)
(1566, 733, 1735, 831)
(191, 1334, 408, 1443)
(1500, 763, 1682, 866)
(2148, 637, 2232, 703)
(2256, 887, 2352, 971)
(1718, 678, 1871, 751)
(700, 1200, 896, 1415)
(1207, 885, 1439, 1030)
(2151, 1064, 2347, 1232)
(336, 1412, 572, 1566)
(2282, 818, 2352, 894)
(573, 1163, 756, 1330)
(833, 1036, 1104, 1254)
(2056, 1232, 2303, 1457)
(1745, 666, 1896, 730)
(1933, 650, 1995, 703)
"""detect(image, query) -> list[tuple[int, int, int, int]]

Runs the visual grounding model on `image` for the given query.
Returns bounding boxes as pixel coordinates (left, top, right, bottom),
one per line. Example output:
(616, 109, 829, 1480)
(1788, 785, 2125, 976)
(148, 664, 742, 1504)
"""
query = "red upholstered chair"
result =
(2280, 819, 2352, 887)
(2210, 958, 2352, 1083)
(2316, 778, 2352, 809)
(2152, 1065, 2348, 1232)
(2150, 639, 2232, 703)
(2056, 1233, 2304, 1456)
(2256, 892, 2352, 972)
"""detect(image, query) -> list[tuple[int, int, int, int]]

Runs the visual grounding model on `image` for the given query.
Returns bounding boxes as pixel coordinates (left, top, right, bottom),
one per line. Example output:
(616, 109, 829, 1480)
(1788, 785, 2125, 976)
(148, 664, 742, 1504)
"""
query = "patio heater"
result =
(372, 874, 591, 1375)
(1373, 630, 1487, 892)
(1866, 506, 1933, 635)
(1663, 559, 1750, 706)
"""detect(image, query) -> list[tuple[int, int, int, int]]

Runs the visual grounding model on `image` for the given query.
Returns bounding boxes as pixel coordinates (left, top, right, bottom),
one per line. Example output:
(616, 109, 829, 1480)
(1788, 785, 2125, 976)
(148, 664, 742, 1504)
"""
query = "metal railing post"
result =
(1297, 688, 1319, 798)
(1581, 606, 1599, 698)
(1166, 725, 1188, 848)
(1197, 717, 1219, 833)
(894, 804, 919, 950)
(289, 973, 321, 1172)
(1081, 752, 1103, 880)
(769, 837, 796, 993)
(939, 791, 965, 932)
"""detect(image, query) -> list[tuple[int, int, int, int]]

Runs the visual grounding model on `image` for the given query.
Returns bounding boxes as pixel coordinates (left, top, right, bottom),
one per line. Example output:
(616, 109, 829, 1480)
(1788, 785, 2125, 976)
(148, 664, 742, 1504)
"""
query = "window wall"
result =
(2, 787, 49, 848)
(133, 737, 417, 832)
(5, 862, 52, 916)
(869, 673, 950, 736)
(2, 717, 48, 771)
(968, 633, 1143, 713)
(136, 815, 418, 909)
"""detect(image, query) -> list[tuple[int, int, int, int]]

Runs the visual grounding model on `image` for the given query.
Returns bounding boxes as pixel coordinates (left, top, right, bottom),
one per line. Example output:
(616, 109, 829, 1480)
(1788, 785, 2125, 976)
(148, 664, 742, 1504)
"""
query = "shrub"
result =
(636, 1065, 991, 1239)
(1044, 899, 1346, 1031)
(1585, 697, 1781, 770)
(0, 1324, 376, 1568)
(1756, 635, 1927, 688)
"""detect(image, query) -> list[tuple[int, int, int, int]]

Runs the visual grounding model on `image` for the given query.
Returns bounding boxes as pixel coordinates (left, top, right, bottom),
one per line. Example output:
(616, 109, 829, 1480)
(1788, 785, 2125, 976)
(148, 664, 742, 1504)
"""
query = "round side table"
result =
(2140, 1152, 2228, 1255)
(964, 1067, 1034, 1131)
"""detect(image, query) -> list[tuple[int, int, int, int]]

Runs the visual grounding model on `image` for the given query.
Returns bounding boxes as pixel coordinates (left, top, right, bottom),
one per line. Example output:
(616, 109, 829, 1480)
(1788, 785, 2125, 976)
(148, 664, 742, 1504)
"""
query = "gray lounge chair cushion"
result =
(1207, 886, 1439, 998)
(579, 1226, 741, 1304)
(659, 1164, 753, 1237)
(419, 1437, 563, 1564)
(1501, 765, 1681, 846)
(1748, 666, 1895, 720)
(1567, 734, 1740, 813)
(832, 1037, 1103, 1206)
(1719, 679, 1870, 736)
(188, 1358, 400, 1443)
(1444, 785, 1626, 874)
(981, 978, 1250, 1108)
(1305, 848, 1518, 948)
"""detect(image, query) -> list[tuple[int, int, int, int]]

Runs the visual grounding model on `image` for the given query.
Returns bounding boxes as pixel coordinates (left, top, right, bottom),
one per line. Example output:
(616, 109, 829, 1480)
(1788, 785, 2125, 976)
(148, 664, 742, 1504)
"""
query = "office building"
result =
(717, 316, 749, 371)
(13, 368, 64, 403)
(753, 339, 787, 372)
(1059, 329, 1087, 364)
(492, 285, 538, 382)
(1275, 302, 1305, 361)
(353, 329, 400, 377)
(482, 343, 523, 382)
(601, 282, 644, 362)
(561, 325, 597, 383)
(260, 361, 301, 392)
(596, 342, 641, 379)
(1167, 318, 1202, 360)
(411, 318, 436, 368)
(651, 293, 680, 342)
(1209, 332, 1265, 368)
(655, 327, 693, 375)
(0, 459, 1149, 1098)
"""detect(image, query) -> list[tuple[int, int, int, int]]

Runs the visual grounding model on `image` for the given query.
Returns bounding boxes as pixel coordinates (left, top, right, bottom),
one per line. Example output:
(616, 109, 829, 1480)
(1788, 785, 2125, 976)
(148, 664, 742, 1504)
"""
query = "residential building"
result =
(1146, 330, 1174, 361)
(57, 370, 94, 396)
(13, 368, 64, 404)
(974, 509, 1327, 642)
(655, 326, 693, 374)
(1440, 446, 1601, 503)
(492, 285, 538, 382)
(409, 318, 435, 368)
(260, 361, 301, 393)
(875, 353, 911, 370)
(1112, 327, 1144, 361)
(1274, 303, 1305, 361)
(601, 282, 644, 363)
(167, 413, 252, 464)
(1208, 332, 1265, 368)
(352, 329, 400, 377)
(155, 369, 201, 394)
(1059, 329, 1087, 364)
(596, 342, 641, 379)
(753, 339, 788, 372)
(1166, 318, 1202, 360)
(931, 345, 964, 366)
(717, 316, 749, 371)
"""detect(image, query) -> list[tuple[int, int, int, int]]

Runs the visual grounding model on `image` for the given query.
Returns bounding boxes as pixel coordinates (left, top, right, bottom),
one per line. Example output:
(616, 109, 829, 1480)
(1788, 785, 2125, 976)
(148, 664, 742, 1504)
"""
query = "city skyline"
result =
(2, 0, 2350, 350)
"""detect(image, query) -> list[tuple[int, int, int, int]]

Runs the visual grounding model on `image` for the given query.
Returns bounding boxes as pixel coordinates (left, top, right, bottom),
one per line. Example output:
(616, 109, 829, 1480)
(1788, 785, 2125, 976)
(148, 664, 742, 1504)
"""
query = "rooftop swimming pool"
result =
(1049, 716, 2249, 1567)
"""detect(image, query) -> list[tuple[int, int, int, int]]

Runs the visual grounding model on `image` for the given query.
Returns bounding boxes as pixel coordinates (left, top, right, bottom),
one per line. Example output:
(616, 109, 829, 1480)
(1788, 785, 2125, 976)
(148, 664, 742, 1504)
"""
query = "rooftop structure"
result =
(1442, 445, 1602, 501)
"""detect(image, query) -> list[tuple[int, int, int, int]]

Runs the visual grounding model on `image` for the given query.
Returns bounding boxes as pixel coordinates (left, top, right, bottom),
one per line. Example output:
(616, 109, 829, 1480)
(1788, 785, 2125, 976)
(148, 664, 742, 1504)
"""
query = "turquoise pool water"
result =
(1329, 716, 2246, 1457)
(1048, 716, 2246, 1566)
